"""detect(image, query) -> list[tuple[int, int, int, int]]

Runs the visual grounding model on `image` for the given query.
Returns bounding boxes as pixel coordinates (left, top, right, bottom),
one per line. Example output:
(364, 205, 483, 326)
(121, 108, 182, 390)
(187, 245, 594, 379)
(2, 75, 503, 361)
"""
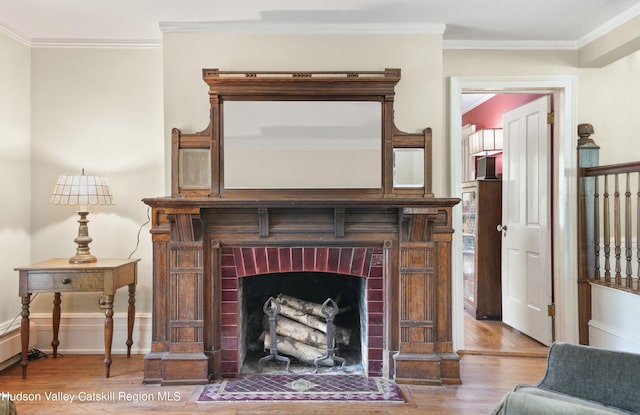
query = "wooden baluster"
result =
(603, 175, 611, 283)
(594, 176, 600, 280)
(624, 172, 632, 288)
(614, 174, 622, 286)
(637, 172, 640, 291)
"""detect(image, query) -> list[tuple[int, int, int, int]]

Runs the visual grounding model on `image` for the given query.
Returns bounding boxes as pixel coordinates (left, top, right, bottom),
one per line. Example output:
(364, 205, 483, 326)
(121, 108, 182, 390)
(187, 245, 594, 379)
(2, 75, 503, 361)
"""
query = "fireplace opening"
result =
(238, 272, 367, 374)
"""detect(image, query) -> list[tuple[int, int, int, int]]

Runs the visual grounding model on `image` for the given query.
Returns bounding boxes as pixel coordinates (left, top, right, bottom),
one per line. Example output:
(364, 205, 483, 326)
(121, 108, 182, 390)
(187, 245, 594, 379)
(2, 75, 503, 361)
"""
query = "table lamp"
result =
(50, 169, 113, 263)
(469, 128, 503, 179)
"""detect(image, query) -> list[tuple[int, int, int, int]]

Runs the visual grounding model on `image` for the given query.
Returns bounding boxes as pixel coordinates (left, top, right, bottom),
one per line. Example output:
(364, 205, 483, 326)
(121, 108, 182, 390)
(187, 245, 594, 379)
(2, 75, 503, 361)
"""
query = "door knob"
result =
(497, 224, 507, 232)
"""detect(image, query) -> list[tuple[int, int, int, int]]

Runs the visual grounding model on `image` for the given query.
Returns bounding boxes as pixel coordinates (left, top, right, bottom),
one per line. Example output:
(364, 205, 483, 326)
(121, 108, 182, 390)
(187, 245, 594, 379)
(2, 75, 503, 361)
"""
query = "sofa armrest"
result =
(536, 342, 640, 413)
(500, 390, 631, 415)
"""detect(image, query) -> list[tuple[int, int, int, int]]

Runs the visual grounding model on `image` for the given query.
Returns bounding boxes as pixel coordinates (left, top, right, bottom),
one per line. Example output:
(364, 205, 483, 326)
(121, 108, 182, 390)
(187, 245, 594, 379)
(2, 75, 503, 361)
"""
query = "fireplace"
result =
(238, 272, 367, 374)
(226, 247, 383, 376)
(142, 69, 460, 386)
(142, 202, 460, 385)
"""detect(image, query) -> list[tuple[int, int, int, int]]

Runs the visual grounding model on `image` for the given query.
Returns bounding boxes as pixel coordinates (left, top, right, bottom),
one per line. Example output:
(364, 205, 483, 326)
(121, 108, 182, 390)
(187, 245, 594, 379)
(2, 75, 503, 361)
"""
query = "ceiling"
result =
(1, 0, 640, 49)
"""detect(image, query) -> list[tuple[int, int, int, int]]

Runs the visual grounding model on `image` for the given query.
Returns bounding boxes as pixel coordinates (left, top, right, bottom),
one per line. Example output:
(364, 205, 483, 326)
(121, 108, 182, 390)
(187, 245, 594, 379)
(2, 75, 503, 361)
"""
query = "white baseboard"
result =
(590, 284, 640, 354)
(589, 319, 640, 353)
(0, 321, 37, 371)
(28, 312, 152, 355)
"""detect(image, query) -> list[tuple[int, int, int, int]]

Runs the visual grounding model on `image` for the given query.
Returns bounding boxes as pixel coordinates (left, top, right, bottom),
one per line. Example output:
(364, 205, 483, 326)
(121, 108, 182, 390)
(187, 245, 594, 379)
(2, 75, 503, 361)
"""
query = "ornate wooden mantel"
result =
(143, 69, 460, 385)
(142, 197, 460, 385)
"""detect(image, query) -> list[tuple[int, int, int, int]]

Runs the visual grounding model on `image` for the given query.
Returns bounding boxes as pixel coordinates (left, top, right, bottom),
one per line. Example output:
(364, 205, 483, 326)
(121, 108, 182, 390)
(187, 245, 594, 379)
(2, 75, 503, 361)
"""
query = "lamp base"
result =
(69, 253, 97, 264)
(476, 156, 497, 180)
(71, 211, 97, 264)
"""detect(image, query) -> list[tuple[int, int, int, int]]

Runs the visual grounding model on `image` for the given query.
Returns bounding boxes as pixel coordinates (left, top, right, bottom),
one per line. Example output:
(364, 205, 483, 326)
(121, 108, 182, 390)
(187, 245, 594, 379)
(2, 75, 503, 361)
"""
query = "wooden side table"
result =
(15, 258, 139, 379)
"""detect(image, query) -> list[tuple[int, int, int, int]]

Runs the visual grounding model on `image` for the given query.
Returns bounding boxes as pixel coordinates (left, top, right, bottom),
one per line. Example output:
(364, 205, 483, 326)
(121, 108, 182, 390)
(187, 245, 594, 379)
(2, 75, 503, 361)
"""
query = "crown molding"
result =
(0, 20, 161, 48)
(0, 20, 30, 46)
(30, 38, 162, 49)
(443, 39, 577, 50)
(160, 21, 446, 35)
(444, 4, 640, 51)
(577, 2, 640, 48)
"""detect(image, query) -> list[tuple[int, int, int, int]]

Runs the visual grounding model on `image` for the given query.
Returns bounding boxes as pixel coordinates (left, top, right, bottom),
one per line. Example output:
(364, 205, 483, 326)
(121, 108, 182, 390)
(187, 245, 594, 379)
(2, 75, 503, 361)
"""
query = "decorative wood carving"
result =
(171, 69, 433, 199)
(144, 69, 458, 386)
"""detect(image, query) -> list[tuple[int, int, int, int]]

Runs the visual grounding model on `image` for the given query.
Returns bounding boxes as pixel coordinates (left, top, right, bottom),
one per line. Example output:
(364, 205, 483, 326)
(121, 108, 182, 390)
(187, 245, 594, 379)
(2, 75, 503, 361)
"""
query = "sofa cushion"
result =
(502, 390, 632, 415)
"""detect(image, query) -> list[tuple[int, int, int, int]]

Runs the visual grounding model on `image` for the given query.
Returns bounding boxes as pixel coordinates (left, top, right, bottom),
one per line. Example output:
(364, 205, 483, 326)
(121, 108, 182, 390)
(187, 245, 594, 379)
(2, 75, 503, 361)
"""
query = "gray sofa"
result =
(490, 342, 640, 414)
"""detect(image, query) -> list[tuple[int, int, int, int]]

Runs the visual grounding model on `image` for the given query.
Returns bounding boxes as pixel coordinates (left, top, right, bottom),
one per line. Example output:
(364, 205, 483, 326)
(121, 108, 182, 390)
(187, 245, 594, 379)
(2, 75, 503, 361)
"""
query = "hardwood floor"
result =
(461, 311, 549, 357)
(1, 348, 547, 414)
(0, 313, 548, 414)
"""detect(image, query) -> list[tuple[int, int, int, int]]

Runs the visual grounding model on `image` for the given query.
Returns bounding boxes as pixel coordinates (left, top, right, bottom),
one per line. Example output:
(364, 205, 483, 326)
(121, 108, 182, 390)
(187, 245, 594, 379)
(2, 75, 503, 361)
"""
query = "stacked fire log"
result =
(259, 294, 352, 366)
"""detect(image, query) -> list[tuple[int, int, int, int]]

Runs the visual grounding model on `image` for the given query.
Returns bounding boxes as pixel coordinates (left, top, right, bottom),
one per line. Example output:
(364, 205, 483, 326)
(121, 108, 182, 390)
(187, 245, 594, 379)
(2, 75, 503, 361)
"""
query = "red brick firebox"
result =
(219, 246, 384, 377)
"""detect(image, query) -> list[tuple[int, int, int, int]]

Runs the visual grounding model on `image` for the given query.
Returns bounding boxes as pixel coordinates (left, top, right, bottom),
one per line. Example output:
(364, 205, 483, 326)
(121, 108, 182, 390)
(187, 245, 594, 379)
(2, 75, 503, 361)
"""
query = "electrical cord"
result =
(128, 206, 151, 259)
(0, 293, 38, 337)
(2, 208, 150, 340)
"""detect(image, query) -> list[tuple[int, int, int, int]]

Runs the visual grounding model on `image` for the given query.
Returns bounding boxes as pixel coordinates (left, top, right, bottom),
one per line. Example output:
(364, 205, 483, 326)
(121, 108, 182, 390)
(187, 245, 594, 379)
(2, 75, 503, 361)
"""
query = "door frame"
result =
(449, 76, 579, 351)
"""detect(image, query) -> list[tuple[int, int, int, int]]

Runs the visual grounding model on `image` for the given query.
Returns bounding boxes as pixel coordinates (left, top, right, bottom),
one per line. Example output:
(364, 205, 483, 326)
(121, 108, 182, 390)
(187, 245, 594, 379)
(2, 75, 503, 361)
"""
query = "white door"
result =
(501, 96, 553, 346)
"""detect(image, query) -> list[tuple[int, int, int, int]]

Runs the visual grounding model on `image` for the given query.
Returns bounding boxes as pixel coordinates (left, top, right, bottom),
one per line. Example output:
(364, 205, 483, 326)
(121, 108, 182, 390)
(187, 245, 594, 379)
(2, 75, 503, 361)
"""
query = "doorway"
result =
(460, 93, 552, 354)
(449, 76, 580, 354)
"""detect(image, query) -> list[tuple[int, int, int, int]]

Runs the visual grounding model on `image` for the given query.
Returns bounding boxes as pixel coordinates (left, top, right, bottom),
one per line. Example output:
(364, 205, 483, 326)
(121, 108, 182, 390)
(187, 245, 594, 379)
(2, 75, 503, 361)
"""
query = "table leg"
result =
(126, 283, 135, 358)
(52, 293, 61, 358)
(20, 294, 30, 380)
(103, 294, 114, 378)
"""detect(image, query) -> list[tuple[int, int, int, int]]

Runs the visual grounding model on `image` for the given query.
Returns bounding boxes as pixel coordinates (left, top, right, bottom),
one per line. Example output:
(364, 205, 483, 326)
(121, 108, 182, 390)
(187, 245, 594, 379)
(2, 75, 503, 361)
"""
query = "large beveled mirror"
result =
(171, 69, 432, 198)
(223, 100, 382, 189)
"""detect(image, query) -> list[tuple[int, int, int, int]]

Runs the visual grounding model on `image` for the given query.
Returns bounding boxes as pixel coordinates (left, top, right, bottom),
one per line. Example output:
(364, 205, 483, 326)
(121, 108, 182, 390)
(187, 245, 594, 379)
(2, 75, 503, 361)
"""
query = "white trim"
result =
(449, 76, 579, 351)
(0, 20, 30, 46)
(159, 21, 446, 35)
(28, 312, 152, 355)
(0, 322, 36, 371)
(577, 2, 640, 48)
(0, 21, 161, 49)
(443, 39, 577, 50)
(30, 38, 162, 49)
(0, 318, 21, 337)
(589, 283, 640, 353)
(589, 320, 640, 352)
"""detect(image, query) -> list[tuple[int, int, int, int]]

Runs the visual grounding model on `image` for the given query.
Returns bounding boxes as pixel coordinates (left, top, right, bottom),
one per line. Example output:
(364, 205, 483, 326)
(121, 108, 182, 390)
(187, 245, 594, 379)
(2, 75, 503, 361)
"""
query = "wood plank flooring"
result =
(0, 316, 548, 414)
(1, 353, 546, 415)
(461, 311, 549, 357)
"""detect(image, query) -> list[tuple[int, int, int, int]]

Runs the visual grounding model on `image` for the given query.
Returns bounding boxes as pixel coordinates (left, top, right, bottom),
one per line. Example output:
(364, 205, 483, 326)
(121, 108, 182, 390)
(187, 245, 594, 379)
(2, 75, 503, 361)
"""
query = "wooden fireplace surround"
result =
(143, 69, 460, 385)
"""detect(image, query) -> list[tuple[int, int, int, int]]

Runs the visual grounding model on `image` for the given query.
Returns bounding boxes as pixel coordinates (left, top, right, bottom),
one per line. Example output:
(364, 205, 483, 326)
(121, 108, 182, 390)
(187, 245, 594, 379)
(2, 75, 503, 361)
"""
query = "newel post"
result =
(577, 123, 600, 345)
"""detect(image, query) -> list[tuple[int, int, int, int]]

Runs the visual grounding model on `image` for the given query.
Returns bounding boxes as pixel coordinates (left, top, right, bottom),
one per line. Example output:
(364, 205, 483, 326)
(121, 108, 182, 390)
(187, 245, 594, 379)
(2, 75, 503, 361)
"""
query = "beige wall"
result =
(2, 30, 639, 344)
(444, 49, 579, 76)
(578, 49, 640, 164)
(0, 32, 31, 326)
(28, 47, 165, 314)
(162, 33, 446, 194)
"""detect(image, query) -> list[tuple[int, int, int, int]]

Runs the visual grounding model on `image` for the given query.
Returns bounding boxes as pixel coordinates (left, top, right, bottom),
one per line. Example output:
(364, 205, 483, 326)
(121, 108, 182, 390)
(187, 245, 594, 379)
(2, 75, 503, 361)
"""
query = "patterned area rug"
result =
(197, 374, 404, 402)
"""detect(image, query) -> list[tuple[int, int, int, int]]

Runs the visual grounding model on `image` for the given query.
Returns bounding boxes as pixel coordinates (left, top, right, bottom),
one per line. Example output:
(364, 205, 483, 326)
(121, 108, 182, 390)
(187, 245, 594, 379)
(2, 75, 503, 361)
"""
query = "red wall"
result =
(463, 94, 546, 129)
(463, 94, 546, 178)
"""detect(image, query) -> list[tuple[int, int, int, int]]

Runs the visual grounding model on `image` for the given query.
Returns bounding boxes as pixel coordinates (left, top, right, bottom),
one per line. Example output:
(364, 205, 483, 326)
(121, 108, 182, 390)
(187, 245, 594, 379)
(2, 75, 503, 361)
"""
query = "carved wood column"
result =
(143, 208, 210, 385)
(393, 207, 460, 385)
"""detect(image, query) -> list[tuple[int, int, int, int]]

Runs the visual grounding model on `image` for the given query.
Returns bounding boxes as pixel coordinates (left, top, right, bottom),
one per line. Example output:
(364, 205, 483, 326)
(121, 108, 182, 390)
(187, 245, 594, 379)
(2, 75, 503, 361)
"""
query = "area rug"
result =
(197, 374, 404, 402)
